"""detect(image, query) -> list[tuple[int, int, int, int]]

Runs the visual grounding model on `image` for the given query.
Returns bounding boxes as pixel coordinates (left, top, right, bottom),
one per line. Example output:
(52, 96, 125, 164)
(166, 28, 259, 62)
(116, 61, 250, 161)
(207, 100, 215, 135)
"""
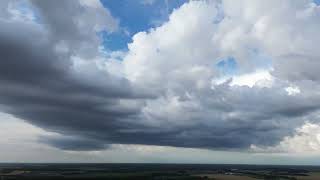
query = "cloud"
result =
(0, 0, 320, 152)
(30, 0, 119, 58)
(38, 135, 111, 151)
(251, 122, 320, 154)
(140, 0, 157, 6)
(212, 70, 274, 88)
(0, 0, 150, 150)
(121, 0, 320, 150)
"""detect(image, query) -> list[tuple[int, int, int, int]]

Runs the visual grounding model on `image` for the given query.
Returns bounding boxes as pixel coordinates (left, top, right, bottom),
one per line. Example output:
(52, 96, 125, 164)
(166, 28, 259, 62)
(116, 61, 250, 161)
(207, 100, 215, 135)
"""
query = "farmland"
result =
(0, 164, 320, 180)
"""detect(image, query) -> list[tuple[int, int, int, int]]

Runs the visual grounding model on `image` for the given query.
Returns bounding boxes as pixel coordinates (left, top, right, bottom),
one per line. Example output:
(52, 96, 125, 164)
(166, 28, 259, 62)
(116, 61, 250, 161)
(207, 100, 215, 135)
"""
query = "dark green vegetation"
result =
(0, 164, 319, 180)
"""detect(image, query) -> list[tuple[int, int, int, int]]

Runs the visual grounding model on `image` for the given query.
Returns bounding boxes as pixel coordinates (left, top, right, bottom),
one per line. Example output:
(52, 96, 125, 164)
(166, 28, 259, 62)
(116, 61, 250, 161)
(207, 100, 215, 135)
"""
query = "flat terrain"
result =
(194, 174, 258, 179)
(292, 172, 320, 180)
(0, 163, 319, 179)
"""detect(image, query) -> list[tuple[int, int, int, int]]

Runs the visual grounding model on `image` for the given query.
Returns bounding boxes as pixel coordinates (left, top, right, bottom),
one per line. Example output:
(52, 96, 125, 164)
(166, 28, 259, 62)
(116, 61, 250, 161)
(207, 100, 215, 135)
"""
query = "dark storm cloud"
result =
(0, 2, 150, 150)
(1, 0, 320, 151)
(38, 135, 110, 151)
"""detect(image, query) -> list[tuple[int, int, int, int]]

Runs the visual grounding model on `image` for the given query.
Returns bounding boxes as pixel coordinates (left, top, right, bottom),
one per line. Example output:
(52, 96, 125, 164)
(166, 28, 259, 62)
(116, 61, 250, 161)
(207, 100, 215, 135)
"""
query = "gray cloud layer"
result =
(1, 0, 320, 151)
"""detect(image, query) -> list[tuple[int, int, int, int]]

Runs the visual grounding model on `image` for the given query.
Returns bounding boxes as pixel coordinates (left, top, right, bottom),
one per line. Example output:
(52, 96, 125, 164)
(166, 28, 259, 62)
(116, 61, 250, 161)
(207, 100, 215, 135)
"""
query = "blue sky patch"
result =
(216, 57, 238, 76)
(99, 30, 130, 51)
(100, 0, 187, 51)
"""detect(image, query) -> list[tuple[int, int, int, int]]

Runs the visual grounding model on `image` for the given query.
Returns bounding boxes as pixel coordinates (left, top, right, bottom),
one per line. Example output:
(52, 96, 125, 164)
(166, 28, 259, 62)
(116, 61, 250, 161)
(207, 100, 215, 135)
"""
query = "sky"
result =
(0, 0, 320, 165)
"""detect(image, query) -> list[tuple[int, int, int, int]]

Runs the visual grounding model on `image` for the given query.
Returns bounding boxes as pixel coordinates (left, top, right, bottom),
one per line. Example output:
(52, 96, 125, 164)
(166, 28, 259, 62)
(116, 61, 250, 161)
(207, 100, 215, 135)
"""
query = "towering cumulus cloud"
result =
(0, 0, 320, 152)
